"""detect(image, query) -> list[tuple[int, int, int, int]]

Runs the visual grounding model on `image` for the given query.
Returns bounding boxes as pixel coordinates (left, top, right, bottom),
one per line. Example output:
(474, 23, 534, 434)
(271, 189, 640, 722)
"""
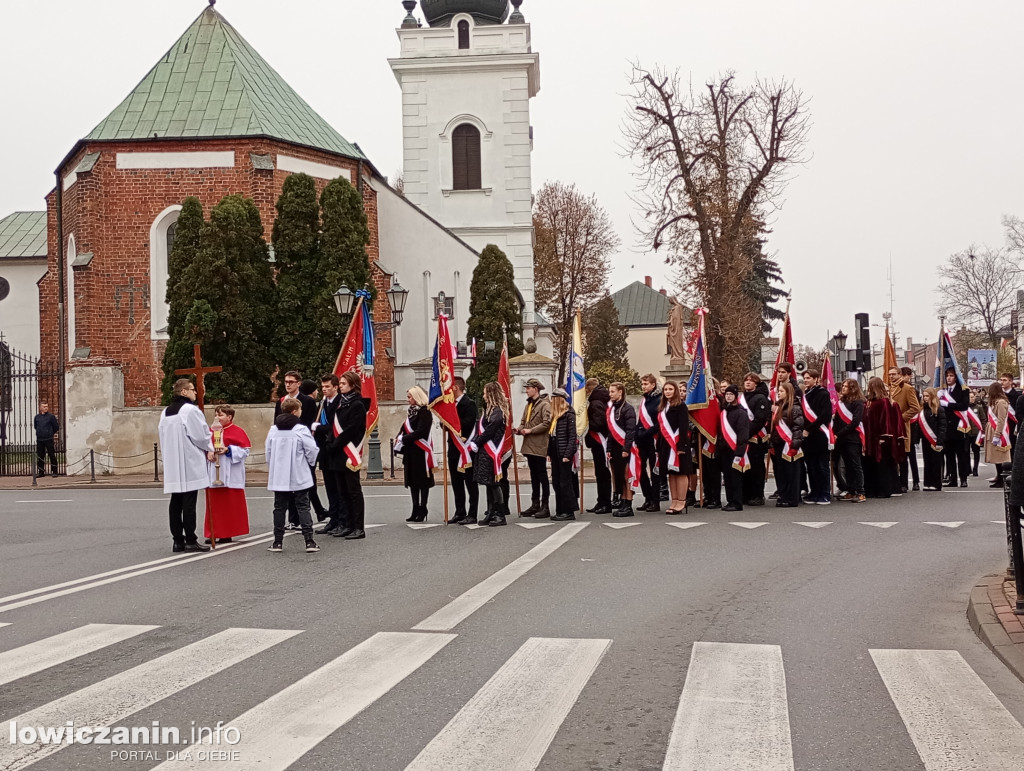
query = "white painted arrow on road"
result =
(602, 522, 643, 529)
(730, 522, 768, 529)
(860, 522, 898, 528)
(408, 523, 444, 530)
(794, 522, 832, 529)
(666, 522, 707, 530)
(517, 522, 557, 529)
(924, 521, 965, 528)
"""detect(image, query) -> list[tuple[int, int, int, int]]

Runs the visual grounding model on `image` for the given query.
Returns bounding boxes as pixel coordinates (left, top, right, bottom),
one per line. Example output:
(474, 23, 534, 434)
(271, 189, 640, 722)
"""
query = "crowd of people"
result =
(155, 362, 1021, 552)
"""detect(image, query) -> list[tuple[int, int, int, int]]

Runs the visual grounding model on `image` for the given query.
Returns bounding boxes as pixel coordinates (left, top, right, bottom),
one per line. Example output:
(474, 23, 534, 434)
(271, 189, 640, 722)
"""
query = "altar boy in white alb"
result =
(158, 378, 214, 553)
(265, 397, 321, 553)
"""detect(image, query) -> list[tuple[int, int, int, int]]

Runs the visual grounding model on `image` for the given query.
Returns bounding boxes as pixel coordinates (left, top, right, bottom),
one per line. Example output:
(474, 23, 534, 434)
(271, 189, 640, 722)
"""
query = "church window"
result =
(166, 222, 177, 257)
(67, 235, 77, 355)
(432, 294, 455, 320)
(458, 20, 470, 50)
(150, 205, 182, 340)
(452, 124, 481, 190)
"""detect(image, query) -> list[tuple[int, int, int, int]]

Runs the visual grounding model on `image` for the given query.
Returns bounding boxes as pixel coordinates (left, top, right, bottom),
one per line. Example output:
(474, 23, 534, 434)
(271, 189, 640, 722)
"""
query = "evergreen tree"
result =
(582, 293, 641, 392)
(271, 174, 323, 382)
(161, 197, 204, 402)
(466, 244, 524, 400)
(321, 177, 373, 302)
(163, 194, 277, 403)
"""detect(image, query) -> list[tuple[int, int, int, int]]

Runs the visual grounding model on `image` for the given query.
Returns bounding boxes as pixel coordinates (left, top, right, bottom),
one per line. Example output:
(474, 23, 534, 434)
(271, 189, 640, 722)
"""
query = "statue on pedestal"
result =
(667, 297, 687, 365)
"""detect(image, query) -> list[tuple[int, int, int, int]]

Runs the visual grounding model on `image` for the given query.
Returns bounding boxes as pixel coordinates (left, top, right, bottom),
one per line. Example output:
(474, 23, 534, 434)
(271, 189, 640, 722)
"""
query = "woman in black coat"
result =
(657, 381, 692, 514)
(919, 388, 947, 491)
(833, 378, 866, 502)
(771, 382, 805, 507)
(327, 371, 369, 539)
(473, 382, 510, 526)
(397, 386, 435, 522)
(547, 389, 578, 521)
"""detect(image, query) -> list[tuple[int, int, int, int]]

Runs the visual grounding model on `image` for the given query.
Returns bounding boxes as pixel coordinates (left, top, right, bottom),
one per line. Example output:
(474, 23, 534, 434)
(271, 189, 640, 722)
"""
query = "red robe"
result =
(204, 423, 251, 539)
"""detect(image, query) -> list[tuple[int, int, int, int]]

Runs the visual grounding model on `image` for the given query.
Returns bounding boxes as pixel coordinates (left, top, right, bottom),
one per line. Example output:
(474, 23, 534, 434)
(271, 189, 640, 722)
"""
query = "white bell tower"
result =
(389, 0, 541, 328)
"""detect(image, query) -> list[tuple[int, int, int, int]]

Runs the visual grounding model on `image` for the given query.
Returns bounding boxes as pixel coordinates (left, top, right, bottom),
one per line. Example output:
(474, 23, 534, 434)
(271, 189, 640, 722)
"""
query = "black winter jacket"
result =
(771, 402, 805, 455)
(586, 386, 610, 436)
(447, 394, 479, 452)
(636, 390, 662, 447)
(606, 398, 637, 452)
(919, 405, 947, 450)
(941, 383, 969, 441)
(327, 395, 369, 456)
(548, 411, 578, 460)
(801, 385, 834, 454)
(716, 402, 750, 461)
(832, 399, 865, 444)
(742, 382, 772, 441)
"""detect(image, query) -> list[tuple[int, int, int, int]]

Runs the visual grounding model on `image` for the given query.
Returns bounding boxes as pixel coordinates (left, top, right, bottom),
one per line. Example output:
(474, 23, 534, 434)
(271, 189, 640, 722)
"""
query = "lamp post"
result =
(333, 280, 410, 479)
(829, 330, 848, 378)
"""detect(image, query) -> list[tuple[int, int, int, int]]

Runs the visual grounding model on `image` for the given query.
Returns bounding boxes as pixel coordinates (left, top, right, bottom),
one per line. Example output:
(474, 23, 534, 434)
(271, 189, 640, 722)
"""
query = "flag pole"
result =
(579, 444, 585, 512)
(511, 423, 522, 516)
(442, 429, 450, 524)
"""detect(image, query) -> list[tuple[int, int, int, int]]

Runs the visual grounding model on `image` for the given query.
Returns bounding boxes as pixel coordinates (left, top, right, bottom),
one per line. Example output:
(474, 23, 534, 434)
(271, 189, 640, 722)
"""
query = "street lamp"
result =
(333, 280, 410, 478)
(833, 330, 847, 352)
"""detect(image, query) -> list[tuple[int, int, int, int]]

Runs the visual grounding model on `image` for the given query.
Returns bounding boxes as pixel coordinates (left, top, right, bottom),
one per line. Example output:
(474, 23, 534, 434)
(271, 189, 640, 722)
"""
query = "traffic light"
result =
(855, 313, 870, 371)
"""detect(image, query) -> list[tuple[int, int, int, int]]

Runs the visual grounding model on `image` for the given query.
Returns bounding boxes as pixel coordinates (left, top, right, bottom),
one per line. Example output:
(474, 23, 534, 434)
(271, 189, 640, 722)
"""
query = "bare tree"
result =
(1003, 214, 1024, 258)
(533, 181, 619, 383)
(937, 247, 1020, 345)
(623, 66, 810, 377)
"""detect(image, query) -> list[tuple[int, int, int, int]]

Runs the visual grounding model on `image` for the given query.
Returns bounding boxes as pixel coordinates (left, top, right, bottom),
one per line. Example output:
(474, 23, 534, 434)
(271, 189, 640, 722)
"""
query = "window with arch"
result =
(150, 205, 182, 340)
(457, 20, 470, 49)
(452, 124, 482, 190)
(67, 234, 77, 354)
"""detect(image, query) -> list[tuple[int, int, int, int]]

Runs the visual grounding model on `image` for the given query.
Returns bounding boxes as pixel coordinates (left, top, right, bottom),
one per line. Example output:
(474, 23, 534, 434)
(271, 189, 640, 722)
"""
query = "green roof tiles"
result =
(0, 212, 47, 261)
(85, 7, 365, 161)
(610, 281, 672, 328)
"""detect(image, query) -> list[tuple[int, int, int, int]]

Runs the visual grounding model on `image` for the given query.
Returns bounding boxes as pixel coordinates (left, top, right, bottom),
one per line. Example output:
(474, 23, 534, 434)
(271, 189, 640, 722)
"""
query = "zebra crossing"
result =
(2, 621, 1024, 770)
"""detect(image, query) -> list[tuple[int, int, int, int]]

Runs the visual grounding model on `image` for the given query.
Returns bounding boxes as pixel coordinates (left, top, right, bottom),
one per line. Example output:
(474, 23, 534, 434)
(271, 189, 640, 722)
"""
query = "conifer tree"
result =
(163, 195, 277, 403)
(466, 244, 524, 400)
(582, 293, 641, 392)
(321, 177, 372, 301)
(161, 197, 204, 402)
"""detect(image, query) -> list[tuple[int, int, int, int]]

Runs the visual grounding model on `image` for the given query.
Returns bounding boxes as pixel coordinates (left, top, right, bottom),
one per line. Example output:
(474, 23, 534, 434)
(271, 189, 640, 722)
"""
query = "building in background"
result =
(0, 212, 47, 360)
(610, 276, 678, 377)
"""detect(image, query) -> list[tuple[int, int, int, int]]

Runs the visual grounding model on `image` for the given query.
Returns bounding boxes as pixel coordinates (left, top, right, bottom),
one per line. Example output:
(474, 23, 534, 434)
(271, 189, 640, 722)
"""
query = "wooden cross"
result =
(174, 344, 222, 409)
(114, 277, 148, 325)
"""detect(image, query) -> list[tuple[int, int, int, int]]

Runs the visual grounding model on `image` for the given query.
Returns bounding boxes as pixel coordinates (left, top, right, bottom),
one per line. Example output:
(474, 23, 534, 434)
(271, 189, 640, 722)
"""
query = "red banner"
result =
(498, 337, 514, 460)
(428, 314, 461, 434)
(333, 295, 378, 434)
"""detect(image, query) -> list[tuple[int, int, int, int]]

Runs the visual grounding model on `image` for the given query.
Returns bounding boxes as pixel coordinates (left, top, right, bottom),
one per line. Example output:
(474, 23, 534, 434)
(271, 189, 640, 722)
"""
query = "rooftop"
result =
(83, 6, 365, 161)
(610, 280, 672, 327)
(0, 212, 47, 260)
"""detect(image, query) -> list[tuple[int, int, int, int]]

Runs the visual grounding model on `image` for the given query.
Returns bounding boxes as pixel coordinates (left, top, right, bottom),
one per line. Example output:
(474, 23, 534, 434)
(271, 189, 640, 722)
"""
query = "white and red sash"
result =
(775, 419, 802, 461)
(836, 400, 866, 448)
(1008, 402, 1018, 426)
(607, 401, 641, 489)
(721, 413, 750, 473)
(989, 409, 1011, 449)
(658, 407, 681, 473)
(702, 438, 716, 458)
(966, 408, 984, 433)
(802, 392, 835, 448)
(915, 411, 940, 449)
(639, 399, 655, 431)
(938, 390, 970, 433)
(344, 442, 363, 471)
(477, 416, 504, 481)
(739, 393, 768, 442)
(606, 401, 627, 446)
(450, 423, 475, 471)
(401, 417, 435, 475)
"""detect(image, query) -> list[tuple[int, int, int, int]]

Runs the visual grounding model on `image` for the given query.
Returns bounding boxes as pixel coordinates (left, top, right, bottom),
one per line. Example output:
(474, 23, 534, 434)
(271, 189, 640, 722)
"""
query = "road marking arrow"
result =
(730, 522, 768, 529)
(924, 521, 965, 528)
(601, 522, 643, 529)
(794, 522, 833, 528)
(860, 522, 898, 528)
(666, 522, 707, 530)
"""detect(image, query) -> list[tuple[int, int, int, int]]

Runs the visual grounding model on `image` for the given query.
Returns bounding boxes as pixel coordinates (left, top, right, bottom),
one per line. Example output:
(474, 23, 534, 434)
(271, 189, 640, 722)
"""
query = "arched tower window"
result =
(452, 124, 481, 190)
(67, 234, 76, 355)
(150, 205, 182, 340)
(166, 221, 177, 257)
(457, 20, 470, 49)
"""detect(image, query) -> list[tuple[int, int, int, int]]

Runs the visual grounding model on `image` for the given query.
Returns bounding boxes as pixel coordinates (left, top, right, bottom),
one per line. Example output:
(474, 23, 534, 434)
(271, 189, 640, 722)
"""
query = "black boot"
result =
(488, 512, 507, 526)
(611, 494, 622, 509)
(522, 498, 540, 517)
(534, 499, 551, 519)
(613, 500, 635, 518)
(479, 508, 494, 526)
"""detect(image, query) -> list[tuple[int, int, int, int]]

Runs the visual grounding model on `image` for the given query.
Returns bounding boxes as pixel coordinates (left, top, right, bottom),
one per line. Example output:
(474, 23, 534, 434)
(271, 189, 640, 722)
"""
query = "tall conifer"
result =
(466, 244, 524, 400)
(161, 197, 204, 402)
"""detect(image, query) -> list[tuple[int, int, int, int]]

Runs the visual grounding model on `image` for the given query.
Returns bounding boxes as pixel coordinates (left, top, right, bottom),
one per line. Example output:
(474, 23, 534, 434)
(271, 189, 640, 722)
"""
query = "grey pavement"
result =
(1, 471, 1023, 770)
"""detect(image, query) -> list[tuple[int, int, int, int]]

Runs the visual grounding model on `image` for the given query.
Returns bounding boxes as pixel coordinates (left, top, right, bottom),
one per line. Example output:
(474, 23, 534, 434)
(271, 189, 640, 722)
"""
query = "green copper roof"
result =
(85, 7, 365, 160)
(610, 281, 672, 327)
(0, 212, 47, 260)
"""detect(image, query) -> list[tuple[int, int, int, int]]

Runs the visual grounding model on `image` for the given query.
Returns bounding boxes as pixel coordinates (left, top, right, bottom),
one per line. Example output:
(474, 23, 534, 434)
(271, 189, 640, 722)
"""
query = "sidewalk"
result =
(968, 573, 1024, 684)
(0, 472, 408, 490)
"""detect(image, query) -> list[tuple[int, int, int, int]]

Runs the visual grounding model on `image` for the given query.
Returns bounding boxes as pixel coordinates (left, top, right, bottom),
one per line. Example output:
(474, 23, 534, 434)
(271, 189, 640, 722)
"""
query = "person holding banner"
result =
(636, 374, 663, 512)
(658, 381, 692, 514)
(801, 370, 834, 505)
(939, 367, 970, 488)
(397, 386, 435, 523)
(473, 382, 511, 527)
(771, 382, 805, 507)
(833, 379, 866, 503)
(607, 382, 639, 517)
(717, 385, 750, 512)
(740, 373, 772, 506)
(326, 371, 369, 539)
(985, 383, 1011, 487)
(547, 388, 578, 521)
(448, 377, 480, 526)
(918, 388, 946, 491)
(584, 379, 614, 513)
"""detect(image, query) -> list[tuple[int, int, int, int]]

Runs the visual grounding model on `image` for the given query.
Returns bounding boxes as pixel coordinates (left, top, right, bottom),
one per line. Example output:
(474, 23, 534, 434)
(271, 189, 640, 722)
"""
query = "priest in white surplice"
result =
(159, 378, 214, 553)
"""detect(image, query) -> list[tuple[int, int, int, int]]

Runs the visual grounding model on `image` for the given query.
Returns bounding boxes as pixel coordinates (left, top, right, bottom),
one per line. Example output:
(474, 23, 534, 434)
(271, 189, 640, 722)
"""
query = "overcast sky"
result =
(3, 0, 1022, 350)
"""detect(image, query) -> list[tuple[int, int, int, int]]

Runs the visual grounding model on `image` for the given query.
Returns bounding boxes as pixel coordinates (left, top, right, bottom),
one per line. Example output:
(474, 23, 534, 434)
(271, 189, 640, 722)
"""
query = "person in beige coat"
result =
(985, 383, 1012, 487)
(889, 366, 921, 492)
(516, 378, 552, 517)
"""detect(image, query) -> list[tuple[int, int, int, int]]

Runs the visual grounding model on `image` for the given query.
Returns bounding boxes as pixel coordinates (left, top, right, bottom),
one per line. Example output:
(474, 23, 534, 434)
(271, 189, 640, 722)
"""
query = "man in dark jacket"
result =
(34, 402, 61, 477)
(636, 374, 662, 511)
(314, 374, 347, 535)
(448, 377, 480, 525)
(940, 368, 970, 487)
(801, 370, 834, 504)
(584, 378, 613, 513)
(741, 374, 772, 506)
(717, 385, 750, 511)
(607, 382, 638, 517)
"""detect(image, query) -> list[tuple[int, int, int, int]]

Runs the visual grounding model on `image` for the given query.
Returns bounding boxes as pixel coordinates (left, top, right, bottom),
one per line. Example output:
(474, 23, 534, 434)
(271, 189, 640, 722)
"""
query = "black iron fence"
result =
(0, 344, 64, 477)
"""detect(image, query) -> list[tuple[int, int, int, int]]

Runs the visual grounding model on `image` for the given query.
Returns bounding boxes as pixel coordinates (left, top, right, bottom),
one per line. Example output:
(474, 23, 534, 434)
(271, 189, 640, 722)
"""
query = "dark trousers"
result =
(923, 445, 944, 489)
(837, 442, 864, 495)
(526, 454, 549, 501)
(943, 437, 970, 484)
(609, 446, 630, 498)
(168, 490, 200, 544)
(273, 490, 312, 541)
(335, 467, 364, 531)
(36, 438, 58, 475)
(638, 442, 657, 502)
(499, 458, 512, 514)
(864, 456, 894, 498)
(743, 442, 767, 502)
(321, 466, 348, 530)
(702, 453, 721, 504)
(902, 441, 920, 488)
(805, 450, 831, 500)
(486, 483, 506, 514)
(970, 441, 980, 474)
(588, 441, 612, 506)
(550, 456, 576, 515)
(449, 450, 479, 517)
(774, 457, 803, 505)
(721, 461, 744, 507)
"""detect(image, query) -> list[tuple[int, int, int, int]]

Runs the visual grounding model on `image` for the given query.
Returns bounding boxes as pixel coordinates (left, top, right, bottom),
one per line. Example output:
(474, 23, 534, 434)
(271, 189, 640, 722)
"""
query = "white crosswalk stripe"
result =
(156, 632, 456, 771)
(0, 623, 157, 687)
(0, 627, 299, 771)
(871, 648, 1024, 770)
(663, 642, 794, 771)
(405, 637, 610, 771)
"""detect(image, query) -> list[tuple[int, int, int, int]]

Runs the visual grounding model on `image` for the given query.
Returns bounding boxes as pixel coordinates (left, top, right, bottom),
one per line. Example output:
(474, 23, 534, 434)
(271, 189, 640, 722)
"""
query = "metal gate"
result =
(0, 344, 64, 476)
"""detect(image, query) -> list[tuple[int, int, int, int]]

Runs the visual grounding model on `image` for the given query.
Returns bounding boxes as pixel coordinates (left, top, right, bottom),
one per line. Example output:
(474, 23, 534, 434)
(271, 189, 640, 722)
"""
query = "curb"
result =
(967, 573, 1024, 685)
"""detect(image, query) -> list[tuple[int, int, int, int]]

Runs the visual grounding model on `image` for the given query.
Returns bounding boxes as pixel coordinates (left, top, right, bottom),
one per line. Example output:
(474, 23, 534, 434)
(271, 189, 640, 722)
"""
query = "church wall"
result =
(39, 138, 388, 407)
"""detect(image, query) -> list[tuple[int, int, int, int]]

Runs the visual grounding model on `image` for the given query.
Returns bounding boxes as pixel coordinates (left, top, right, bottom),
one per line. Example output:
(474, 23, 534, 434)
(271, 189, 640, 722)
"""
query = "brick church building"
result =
(38, 3, 397, 406)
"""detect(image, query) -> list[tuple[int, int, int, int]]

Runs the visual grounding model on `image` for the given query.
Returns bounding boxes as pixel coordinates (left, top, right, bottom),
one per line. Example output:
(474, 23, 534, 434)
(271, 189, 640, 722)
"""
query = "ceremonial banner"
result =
(333, 291, 378, 434)
(428, 314, 461, 434)
(685, 308, 720, 443)
(933, 326, 966, 389)
(966, 348, 997, 387)
(770, 302, 795, 397)
(567, 309, 588, 436)
(498, 335, 514, 460)
(883, 323, 899, 377)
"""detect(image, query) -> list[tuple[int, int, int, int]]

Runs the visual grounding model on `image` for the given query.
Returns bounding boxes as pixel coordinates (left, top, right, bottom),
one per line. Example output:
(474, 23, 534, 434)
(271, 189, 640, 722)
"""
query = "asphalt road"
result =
(1, 472, 1023, 771)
